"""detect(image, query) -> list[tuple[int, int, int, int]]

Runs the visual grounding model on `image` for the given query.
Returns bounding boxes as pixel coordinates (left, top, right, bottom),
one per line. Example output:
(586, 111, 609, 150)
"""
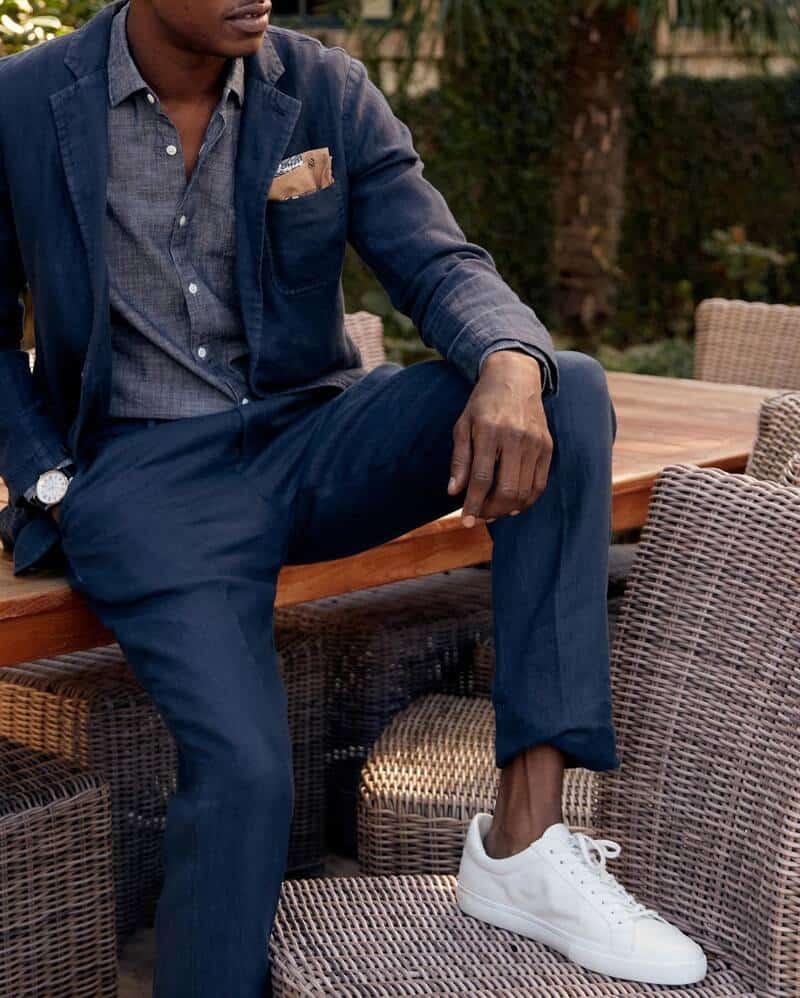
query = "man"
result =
(0, 1, 707, 994)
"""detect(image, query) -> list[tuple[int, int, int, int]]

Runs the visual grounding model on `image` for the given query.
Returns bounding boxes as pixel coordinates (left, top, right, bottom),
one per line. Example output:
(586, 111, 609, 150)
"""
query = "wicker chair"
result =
(272, 464, 800, 995)
(694, 298, 800, 388)
(746, 390, 800, 485)
(357, 693, 598, 877)
(0, 646, 172, 945)
(595, 463, 800, 996)
(0, 636, 327, 943)
(274, 568, 494, 856)
(0, 736, 117, 997)
(343, 310, 387, 370)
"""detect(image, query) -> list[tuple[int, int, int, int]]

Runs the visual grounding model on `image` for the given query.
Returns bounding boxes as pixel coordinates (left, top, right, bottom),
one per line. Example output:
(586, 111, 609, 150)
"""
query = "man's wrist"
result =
(477, 340, 554, 393)
(21, 458, 77, 512)
(481, 347, 545, 387)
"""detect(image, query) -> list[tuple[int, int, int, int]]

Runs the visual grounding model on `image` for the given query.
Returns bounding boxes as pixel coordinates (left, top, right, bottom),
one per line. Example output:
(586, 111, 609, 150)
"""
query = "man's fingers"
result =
(448, 416, 472, 495)
(480, 432, 523, 520)
(461, 423, 499, 526)
(532, 432, 553, 499)
(514, 438, 538, 512)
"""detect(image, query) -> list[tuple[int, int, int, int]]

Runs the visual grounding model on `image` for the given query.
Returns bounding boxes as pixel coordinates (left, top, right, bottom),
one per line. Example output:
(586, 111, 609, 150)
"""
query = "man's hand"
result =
(49, 502, 62, 525)
(447, 350, 553, 527)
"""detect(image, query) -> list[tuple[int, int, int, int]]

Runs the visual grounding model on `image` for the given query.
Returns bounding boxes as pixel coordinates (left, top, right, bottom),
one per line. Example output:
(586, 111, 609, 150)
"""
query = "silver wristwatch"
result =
(23, 458, 77, 512)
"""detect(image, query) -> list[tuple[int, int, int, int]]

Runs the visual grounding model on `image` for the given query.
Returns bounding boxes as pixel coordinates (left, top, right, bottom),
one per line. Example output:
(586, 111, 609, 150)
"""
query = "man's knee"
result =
(548, 351, 616, 462)
(197, 733, 295, 814)
(555, 351, 610, 403)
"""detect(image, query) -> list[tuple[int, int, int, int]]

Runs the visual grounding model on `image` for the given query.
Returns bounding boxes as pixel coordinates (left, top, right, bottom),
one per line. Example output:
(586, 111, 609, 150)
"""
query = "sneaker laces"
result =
(567, 830, 667, 923)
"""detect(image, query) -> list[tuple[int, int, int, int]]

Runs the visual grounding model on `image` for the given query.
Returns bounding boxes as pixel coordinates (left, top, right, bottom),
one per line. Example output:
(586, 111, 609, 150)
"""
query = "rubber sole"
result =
(456, 880, 708, 986)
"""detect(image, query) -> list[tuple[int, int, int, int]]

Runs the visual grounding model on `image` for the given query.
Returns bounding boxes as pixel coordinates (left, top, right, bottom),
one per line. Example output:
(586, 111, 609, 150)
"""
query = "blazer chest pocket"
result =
(266, 180, 345, 296)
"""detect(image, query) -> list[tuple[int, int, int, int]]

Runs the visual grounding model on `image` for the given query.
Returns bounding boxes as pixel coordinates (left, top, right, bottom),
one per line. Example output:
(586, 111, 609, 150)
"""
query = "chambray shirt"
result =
(104, 0, 548, 421)
(105, 0, 252, 418)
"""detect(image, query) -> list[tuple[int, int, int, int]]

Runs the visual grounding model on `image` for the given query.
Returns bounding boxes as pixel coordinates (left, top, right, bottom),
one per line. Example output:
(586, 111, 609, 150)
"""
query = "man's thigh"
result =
(283, 358, 472, 565)
(59, 409, 287, 601)
(57, 411, 294, 771)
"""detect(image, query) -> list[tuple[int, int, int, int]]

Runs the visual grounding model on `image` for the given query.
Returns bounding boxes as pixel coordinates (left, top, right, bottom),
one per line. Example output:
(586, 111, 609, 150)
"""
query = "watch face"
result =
(35, 469, 70, 506)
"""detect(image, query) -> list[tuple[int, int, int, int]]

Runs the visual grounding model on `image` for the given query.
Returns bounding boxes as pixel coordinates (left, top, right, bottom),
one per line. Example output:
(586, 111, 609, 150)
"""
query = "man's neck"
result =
(125, 1, 228, 105)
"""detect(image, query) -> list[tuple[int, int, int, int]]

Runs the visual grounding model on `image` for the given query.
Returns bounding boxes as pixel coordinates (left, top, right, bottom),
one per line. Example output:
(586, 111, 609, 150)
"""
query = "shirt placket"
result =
(149, 93, 249, 405)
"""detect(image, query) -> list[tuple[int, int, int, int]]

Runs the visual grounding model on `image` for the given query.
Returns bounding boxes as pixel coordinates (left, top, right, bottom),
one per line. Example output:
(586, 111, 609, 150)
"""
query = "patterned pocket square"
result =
(268, 147, 334, 201)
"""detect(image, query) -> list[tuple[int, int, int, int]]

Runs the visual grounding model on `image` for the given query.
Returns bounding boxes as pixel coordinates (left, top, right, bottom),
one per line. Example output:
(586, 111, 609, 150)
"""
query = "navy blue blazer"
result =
(0, 0, 557, 575)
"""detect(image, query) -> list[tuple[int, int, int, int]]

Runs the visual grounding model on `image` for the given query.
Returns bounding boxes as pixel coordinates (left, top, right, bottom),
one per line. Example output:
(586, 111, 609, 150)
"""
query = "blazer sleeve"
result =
(0, 135, 73, 505)
(341, 54, 559, 394)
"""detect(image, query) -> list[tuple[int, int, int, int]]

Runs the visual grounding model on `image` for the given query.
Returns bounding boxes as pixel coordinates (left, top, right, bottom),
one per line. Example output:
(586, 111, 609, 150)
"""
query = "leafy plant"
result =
(701, 225, 795, 301)
(0, 0, 104, 55)
(596, 337, 695, 378)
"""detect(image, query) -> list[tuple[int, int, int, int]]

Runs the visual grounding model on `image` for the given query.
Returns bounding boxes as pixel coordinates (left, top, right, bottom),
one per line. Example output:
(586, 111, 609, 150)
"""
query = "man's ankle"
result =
(482, 813, 562, 860)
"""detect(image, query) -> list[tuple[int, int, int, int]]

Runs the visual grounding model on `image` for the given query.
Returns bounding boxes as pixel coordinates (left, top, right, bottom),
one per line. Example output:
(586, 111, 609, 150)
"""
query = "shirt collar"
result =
(107, 0, 245, 109)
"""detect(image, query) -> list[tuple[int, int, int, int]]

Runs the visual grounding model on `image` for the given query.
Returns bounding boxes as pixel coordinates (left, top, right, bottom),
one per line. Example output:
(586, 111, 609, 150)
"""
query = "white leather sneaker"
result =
(457, 813, 707, 986)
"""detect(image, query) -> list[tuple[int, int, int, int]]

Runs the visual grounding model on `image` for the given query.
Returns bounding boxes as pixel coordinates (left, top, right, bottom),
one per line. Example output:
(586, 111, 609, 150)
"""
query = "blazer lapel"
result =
(236, 32, 301, 367)
(49, 0, 123, 446)
(50, 72, 109, 298)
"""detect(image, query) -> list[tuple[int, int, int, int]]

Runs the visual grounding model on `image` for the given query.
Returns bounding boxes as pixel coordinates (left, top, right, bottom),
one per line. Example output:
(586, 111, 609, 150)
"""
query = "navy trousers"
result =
(58, 351, 619, 998)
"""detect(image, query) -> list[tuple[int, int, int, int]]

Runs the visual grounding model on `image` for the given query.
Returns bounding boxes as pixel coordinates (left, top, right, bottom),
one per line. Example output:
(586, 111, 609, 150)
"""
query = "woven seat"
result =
(0, 736, 116, 997)
(274, 567, 494, 854)
(270, 874, 751, 995)
(0, 636, 327, 942)
(272, 464, 800, 995)
(694, 298, 800, 388)
(358, 693, 598, 876)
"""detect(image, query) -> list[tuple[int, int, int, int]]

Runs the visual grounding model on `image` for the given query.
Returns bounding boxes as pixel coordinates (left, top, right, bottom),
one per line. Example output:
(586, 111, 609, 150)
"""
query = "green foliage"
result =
(701, 225, 795, 299)
(617, 72, 800, 343)
(596, 337, 695, 378)
(0, 0, 103, 53)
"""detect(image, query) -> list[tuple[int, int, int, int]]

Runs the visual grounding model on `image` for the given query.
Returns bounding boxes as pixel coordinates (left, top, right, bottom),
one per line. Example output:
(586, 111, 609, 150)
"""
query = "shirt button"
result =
(241, 397, 249, 405)
(188, 282, 198, 295)
(179, 215, 187, 227)
(197, 346, 207, 359)
(146, 92, 156, 104)
(166, 144, 178, 156)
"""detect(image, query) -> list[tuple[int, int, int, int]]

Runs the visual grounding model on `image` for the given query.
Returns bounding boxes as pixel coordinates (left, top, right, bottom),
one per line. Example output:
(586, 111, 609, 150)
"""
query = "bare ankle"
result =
(483, 812, 562, 860)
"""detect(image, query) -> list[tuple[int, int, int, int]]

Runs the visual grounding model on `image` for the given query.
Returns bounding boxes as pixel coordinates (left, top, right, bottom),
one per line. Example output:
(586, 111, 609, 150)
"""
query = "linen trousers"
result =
(58, 350, 619, 998)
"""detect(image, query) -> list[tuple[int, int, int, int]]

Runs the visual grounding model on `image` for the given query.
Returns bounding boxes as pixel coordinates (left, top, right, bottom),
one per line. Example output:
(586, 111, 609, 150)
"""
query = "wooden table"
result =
(0, 373, 775, 667)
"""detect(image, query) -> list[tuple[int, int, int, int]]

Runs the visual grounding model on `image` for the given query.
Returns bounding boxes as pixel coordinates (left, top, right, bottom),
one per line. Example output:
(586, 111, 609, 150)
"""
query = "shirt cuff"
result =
(477, 341, 554, 394)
